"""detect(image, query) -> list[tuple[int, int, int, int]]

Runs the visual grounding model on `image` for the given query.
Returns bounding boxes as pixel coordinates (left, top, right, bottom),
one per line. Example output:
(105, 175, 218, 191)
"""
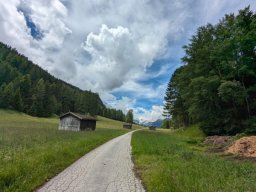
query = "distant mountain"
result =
(133, 119, 140, 125)
(149, 119, 163, 127)
(137, 119, 163, 128)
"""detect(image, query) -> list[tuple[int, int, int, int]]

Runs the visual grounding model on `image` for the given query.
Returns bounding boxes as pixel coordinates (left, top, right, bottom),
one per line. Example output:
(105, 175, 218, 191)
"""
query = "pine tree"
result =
(35, 78, 45, 116)
(126, 110, 133, 124)
(13, 88, 23, 111)
(3, 82, 15, 109)
(20, 75, 32, 112)
(28, 94, 37, 116)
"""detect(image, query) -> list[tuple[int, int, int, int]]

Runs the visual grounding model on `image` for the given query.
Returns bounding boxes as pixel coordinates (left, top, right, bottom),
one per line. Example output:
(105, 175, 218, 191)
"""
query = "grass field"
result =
(0, 110, 140, 192)
(132, 126, 256, 192)
(96, 115, 143, 130)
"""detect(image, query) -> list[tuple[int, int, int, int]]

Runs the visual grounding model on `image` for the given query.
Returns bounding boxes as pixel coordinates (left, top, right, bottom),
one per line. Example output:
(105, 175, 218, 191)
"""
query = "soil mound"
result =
(225, 136, 256, 157)
(204, 135, 231, 146)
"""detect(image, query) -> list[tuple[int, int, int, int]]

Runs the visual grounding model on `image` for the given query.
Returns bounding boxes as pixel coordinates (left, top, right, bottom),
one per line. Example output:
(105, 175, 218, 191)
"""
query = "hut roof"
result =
(123, 123, 132, 126)
(60, 112, 96, 121)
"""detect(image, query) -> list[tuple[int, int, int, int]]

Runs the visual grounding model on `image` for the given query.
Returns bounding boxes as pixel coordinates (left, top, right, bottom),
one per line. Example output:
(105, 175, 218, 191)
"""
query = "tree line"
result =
(0, 42, 127, 121)
(164, 7, 256, 135)
(102, 108, 133, 123)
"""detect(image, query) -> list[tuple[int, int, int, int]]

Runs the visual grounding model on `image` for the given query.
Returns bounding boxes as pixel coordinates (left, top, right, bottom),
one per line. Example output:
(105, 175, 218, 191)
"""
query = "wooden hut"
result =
(59, 112, 96, 131)
(123, 123, 132, 129)
(149, 126, 156, 130)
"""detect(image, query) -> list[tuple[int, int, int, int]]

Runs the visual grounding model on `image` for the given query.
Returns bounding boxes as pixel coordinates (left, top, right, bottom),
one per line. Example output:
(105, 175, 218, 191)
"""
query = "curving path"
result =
(37, 131, 145, 192)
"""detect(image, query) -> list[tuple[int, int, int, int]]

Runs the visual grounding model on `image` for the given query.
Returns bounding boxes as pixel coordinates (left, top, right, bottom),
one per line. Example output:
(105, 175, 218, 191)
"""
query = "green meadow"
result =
(132, 127, 256, 192)
(0, 110, 139, 192)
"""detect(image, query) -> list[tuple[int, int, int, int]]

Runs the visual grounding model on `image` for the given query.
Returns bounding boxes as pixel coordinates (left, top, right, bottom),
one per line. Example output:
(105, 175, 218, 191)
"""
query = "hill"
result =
(0, 42, 125, 121)
(0, 109, 142, 130)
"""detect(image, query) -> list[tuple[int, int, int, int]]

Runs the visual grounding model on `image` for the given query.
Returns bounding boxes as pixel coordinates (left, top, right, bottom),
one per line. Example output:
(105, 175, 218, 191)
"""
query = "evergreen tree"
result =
(20, 74, 32, 112)
(161, 119, 170, 129)
(164, 7, 256, 135)
(28, 94, 37, 116)
(126, 110, 133, 124)
(0, 83, 7, 108)
(35, 78, 46, 116)
(3, 82, 15, 109)
(13, 88, 23, 111)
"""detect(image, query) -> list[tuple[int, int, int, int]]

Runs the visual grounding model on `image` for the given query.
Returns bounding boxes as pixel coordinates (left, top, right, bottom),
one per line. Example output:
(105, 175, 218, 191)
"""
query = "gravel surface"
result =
(37, 131, 145, 192)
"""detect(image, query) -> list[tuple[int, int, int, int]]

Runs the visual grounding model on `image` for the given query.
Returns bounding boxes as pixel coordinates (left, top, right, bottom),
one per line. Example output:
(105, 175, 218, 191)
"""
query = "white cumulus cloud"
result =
(0, 0, 255, 121)
(80, 24, 144, 90)
(136, 106, 164, 123)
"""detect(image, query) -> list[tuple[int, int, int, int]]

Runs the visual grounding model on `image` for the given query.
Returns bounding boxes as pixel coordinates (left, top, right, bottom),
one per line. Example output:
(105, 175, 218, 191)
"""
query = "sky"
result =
(0, 0, 255, 123)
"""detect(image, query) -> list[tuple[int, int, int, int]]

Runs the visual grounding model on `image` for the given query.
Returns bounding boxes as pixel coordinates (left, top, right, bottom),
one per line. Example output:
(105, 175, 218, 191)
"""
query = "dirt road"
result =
(37, 131, 145, 192)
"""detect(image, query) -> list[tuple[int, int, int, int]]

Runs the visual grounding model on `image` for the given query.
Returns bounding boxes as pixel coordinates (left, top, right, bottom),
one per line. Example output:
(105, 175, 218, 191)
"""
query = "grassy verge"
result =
(132, 127, 256, 192)
(173, 124, 205, 138)
(0, 110, 132, 191)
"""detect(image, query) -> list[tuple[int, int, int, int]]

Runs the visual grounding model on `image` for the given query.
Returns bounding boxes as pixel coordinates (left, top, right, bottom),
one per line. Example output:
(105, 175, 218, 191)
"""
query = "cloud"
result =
(19, 0, 71, 49)
(112, 81, 166, 101)
(103, 94, 164, 123)
(107, 96, 136, 113)
(0, 0, 32, 53)
(0, 0, 71, 70)
(135, 105, 164, 123)
(80, 24, 145, 90)
(0, 0, 255, 120)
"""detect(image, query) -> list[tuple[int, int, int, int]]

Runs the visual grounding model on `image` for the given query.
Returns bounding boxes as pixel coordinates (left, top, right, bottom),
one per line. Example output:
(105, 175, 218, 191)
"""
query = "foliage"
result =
(132, 130, 256, 192)
(244, 116, 256, 134)
(0, 109, 132, 192)
(173, 124, 205, 138)
(125, 109, 134, 123)
(164, 7, 256, 135)
(102, 108, 125, 122)
(161, 119, 170, 129)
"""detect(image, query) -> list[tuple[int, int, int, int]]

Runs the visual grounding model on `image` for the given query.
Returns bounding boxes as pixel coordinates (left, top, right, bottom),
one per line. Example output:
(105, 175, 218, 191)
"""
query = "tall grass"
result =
(173, 124, 205, 138)
(132, 129, 256, 192)
(0, 110, 132, 191)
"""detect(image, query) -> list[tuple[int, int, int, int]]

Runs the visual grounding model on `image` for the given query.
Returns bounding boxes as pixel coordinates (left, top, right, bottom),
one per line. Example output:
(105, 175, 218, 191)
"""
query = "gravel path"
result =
(37, 131, 145, 192)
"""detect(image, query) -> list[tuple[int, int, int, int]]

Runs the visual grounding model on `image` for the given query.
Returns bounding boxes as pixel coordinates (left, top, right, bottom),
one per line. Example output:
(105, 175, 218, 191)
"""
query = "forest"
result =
(164, 7, 256, 135)
(0, 42, 126, 121)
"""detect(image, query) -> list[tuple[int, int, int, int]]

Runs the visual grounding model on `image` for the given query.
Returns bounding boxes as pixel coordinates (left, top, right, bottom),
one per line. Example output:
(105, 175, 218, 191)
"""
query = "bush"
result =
(244, 117, 256, 134)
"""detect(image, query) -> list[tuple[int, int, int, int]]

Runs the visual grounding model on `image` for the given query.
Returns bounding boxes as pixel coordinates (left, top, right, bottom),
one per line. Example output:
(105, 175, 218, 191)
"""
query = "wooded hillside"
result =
(0, 42, 125, 120)
(164, 7, 256, 135)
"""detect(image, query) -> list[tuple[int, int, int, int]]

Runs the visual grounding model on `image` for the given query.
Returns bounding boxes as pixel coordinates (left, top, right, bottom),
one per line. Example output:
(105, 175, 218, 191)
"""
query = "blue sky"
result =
(19, 9, 44, 40)
(0, 0, 255, 122)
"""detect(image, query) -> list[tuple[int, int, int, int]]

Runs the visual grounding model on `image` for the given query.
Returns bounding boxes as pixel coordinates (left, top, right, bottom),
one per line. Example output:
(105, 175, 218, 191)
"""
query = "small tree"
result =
(126, 109, 133, 124)
(161, 119, 170, 129)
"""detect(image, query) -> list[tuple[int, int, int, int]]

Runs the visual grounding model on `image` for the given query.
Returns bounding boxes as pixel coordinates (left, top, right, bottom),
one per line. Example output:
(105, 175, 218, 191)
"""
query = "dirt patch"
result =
(204, 135, 231, 147)
(225, 154, 256, 163)
(225, 136, 256, 157)
(207, 147, 225, 153)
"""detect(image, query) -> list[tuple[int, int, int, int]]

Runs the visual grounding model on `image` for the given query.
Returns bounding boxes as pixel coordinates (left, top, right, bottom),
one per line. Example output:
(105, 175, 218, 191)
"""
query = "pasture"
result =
(0, 110, 135, 191)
